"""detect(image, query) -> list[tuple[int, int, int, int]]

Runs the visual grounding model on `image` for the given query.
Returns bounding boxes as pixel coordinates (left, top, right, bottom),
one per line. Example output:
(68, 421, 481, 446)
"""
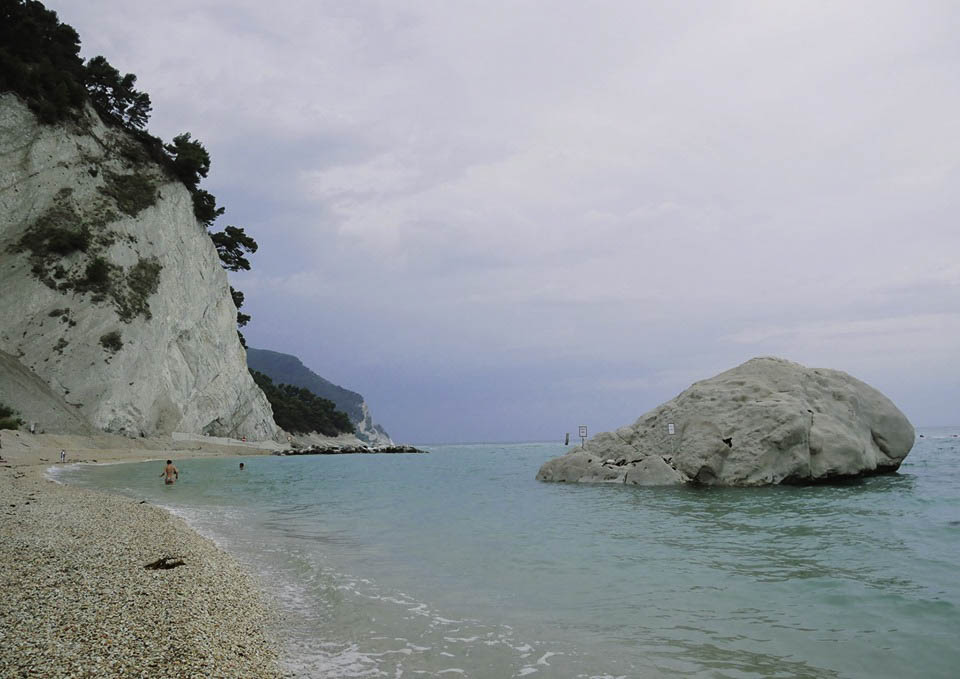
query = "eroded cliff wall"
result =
(0, 94, 278, 439)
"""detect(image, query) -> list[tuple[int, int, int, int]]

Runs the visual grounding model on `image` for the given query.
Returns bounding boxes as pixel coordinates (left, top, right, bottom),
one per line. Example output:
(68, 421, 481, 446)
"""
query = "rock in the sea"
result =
(537, 357, 915, 487)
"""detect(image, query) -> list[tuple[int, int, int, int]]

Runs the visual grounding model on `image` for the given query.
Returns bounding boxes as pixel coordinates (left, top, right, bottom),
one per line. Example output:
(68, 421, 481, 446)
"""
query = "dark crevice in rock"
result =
(722, 437, 732, 448)
(693, 466, 716, 485)
(782, 464, 902, 485)
(871, 430, 892, 456)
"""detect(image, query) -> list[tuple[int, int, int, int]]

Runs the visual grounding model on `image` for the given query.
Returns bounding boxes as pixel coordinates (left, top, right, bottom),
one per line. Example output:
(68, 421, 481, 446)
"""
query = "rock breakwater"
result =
(275, 444, 426, 456)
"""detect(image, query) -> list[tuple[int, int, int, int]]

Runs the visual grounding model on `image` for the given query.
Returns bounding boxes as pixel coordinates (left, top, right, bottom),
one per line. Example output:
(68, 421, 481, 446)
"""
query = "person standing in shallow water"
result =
(160, 459, 178, 485)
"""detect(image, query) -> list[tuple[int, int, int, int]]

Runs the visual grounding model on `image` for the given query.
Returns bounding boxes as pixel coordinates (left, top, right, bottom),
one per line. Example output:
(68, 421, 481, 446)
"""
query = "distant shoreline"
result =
(0, 432, 284, 678)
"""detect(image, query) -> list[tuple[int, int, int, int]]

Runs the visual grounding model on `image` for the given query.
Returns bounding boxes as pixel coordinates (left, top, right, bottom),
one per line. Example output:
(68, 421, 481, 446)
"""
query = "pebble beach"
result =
(0, 432, 284, 678)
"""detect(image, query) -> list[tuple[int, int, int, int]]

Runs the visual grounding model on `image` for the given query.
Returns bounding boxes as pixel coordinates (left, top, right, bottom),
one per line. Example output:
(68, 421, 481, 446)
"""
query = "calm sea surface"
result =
(58, 428, 960, 678)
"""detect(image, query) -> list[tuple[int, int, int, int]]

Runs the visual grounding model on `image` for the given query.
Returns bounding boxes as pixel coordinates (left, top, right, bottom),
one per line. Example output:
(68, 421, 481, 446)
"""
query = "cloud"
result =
(45, 0, 960, 439)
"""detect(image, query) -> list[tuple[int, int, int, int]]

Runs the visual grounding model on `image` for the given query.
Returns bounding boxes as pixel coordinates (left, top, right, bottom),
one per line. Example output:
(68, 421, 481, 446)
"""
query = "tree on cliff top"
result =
(212, 225, 259, 272)
(0, 0, 86, 123)
(84, 55, 152, 130)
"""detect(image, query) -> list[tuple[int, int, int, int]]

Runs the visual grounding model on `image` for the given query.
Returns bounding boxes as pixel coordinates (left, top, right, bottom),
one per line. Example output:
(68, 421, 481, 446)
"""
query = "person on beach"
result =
(160, 459, 179, 485)
(59, 449, 66, 463)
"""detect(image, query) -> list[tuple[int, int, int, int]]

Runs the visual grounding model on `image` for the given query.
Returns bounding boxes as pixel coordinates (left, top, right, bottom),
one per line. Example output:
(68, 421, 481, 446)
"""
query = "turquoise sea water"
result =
(58, 428, 960, 678)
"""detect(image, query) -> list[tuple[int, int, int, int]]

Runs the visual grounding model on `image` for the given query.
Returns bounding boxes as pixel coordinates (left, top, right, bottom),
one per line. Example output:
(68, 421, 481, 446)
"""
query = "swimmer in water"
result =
(160, 459, 179, 485)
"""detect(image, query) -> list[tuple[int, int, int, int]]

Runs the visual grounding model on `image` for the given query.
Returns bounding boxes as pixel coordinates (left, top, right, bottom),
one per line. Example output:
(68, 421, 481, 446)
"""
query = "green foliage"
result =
(19, 204, 89, 254)
(230, 286, 245, 310)
(231, 286, 250, 327)
(99, 171, 158, 216)
(212, 225, 258, 272)
(212, 226, 258, 334)
(191, 188, 224, 227)
(83, 55, 151, 129)
(251, 371, 355, 436)
(80, 255, 113, 291)
(99, 330, 123, 352)
(0, 0, 86, 123)
(0, 400, 24, 430)
(13, 203, 89, 288)
(164, 132, 210, 191)
(127, 257, 161, 299)
(246, 347, 367, 425)
(162, 134, 229, 227)
(115, 256, 161, 321)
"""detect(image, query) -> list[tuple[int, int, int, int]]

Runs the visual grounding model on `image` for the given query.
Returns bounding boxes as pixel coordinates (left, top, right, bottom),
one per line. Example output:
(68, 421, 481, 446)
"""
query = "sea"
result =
(54, 427, 960, 679)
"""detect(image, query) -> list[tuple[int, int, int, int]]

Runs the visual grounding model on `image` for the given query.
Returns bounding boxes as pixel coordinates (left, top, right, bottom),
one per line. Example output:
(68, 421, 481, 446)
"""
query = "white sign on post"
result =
(668, 423, 675, 435)
(578, 425, 588, 438)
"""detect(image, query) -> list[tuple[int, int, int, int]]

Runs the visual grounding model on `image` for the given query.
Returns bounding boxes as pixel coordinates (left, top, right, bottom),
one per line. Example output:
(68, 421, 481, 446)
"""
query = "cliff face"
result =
(0, 94, 278, 439)
(246, 347, 393, 445)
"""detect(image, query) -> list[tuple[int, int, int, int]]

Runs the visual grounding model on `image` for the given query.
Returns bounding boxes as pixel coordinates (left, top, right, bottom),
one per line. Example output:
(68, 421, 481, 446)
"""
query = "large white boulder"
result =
(537, 357, 915, 486)
(0, 94, 278, 440)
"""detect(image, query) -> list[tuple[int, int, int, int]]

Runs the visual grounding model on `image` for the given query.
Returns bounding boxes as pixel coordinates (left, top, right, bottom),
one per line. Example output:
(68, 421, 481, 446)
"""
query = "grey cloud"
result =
(45, 0, 960, 439)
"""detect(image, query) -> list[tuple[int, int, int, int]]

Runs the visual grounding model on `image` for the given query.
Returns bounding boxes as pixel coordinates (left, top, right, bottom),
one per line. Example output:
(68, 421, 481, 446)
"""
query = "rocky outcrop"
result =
(246, 347, 392, 445)
(0, 94, 278, 439)
(537, 357, 915, 487)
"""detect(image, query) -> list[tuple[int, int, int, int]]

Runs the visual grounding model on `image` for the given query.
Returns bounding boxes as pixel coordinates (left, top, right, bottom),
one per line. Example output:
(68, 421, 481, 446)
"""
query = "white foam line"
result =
(536, 652, 559, 666)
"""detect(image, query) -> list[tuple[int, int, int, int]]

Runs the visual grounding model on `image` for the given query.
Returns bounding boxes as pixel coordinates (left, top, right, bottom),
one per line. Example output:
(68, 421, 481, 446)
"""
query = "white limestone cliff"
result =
(538, 357, 915, 487)
(0, 94, 278, 439)
(355, 401, 393, 446)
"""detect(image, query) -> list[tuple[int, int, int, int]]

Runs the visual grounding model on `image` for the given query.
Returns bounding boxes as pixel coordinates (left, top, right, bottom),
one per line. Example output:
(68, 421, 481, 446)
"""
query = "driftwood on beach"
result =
(275, 444, 427, 456)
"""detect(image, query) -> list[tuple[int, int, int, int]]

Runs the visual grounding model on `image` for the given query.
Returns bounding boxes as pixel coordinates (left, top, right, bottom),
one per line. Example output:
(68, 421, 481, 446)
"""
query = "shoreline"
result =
(0, 431, 286, 678)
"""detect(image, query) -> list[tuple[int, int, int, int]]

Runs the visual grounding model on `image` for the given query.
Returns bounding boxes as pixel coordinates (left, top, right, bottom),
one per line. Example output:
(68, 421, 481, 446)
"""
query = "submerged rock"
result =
(538, 357, 915, 487)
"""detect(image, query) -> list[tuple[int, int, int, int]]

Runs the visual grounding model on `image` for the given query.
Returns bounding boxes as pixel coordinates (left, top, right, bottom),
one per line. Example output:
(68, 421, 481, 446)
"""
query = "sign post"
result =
(578, 425, 588, 448)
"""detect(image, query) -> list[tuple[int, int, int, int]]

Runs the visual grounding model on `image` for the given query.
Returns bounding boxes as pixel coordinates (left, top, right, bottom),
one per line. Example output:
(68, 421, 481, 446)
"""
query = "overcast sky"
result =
(47, 1, 959, 442)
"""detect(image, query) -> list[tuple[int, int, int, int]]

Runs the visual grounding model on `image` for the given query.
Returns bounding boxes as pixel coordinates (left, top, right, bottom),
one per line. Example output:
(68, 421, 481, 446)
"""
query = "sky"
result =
(45, 0, 960, 442)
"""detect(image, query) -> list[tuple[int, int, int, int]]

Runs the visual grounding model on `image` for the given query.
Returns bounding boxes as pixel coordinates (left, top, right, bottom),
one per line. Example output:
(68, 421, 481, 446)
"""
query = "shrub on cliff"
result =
(99, 171, 159, 217)
(99, 330, 123, 353)
(0, 403, 23, 430)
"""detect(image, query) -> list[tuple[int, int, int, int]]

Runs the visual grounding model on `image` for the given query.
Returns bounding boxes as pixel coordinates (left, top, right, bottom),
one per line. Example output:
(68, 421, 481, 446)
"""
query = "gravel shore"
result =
(0, 457, 285, 678)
